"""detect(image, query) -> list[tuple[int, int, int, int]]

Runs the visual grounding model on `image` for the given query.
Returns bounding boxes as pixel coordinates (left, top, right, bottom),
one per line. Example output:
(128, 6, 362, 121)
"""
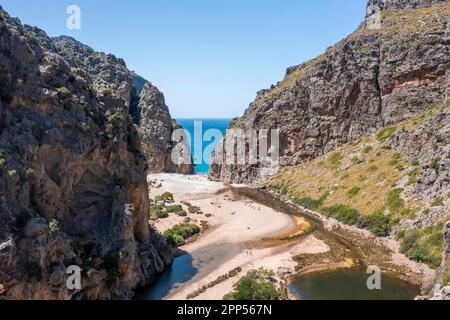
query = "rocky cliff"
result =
(52, 36, 193, 175)
(130, 75, 193, 175)
(0, 8, 174, 299)
(209, 0, 449, 184)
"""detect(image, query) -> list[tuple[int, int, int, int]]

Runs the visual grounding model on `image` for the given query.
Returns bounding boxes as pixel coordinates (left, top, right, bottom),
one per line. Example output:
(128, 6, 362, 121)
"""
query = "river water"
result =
(134, 254, 198, 300)
(288, 269, 419, 300)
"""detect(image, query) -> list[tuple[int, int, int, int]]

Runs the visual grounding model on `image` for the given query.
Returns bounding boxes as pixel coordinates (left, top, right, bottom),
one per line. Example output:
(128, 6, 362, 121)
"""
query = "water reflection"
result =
(134, 254, 198, 300)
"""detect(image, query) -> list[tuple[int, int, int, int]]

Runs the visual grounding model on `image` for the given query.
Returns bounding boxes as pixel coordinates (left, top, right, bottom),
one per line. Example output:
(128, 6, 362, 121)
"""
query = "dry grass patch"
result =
(267, 135, 412, 216)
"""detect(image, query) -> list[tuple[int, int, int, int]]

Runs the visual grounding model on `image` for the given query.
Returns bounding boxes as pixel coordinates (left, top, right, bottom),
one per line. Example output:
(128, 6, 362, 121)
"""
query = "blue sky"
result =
(1, 0, 367, 118)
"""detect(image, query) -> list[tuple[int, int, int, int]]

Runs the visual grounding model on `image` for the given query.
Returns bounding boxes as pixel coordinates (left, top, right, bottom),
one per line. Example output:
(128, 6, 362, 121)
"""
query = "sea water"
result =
(176, 119, 232, 174)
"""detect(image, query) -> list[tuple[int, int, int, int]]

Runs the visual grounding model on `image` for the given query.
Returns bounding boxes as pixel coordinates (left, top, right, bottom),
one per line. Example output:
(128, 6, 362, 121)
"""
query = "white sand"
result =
(148, 174, 328, 300)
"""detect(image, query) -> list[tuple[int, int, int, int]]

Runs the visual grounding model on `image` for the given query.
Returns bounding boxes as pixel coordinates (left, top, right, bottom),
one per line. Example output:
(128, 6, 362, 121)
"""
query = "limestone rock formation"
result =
(130, 77, 193, 175)
(209, 0, 449, 185)
(52, 36, 193, 175)
(0, 8, 174, 299)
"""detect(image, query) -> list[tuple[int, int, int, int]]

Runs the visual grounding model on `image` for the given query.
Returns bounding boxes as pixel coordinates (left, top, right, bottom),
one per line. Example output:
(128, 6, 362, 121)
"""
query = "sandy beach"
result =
(147, 174, 434, 300)
(148, 174, 327, 300)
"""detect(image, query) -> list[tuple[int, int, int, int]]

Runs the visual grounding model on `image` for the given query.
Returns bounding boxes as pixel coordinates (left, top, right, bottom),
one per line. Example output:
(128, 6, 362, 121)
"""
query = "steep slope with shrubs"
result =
(210, 0, 449, 184)
(0, 8, 174, 299)
(266, 101, 450, 297)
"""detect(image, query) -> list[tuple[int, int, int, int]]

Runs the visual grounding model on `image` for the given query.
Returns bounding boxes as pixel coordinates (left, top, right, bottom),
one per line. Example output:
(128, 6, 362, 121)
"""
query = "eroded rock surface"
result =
(52, 36, 193, 175)
(209, 0, 449, 185)
(0, 8, 175, 299)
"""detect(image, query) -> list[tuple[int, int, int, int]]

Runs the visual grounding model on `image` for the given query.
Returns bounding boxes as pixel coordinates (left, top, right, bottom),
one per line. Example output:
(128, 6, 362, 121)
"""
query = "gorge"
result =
(0, 0, 449, 301)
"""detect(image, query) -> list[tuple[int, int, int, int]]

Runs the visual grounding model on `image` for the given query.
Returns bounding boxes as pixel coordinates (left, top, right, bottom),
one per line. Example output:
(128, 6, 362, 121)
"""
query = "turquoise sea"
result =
(176, 119, 232, 174)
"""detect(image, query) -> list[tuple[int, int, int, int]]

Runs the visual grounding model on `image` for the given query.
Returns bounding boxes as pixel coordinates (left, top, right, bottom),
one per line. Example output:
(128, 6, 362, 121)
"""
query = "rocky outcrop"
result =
(209, 0, 449, 184)
(388, 103, 450, 299)
(377, 0, 446, 10)
(52, 37, 193, 175)
(130, 78, 193, 175)
(0, 8, 173, 299)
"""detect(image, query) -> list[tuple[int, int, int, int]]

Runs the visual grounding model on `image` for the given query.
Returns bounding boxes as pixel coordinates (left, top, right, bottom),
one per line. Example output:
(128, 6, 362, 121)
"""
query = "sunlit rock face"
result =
(0, 7, 174, 300)
(209, 0, 449, 185)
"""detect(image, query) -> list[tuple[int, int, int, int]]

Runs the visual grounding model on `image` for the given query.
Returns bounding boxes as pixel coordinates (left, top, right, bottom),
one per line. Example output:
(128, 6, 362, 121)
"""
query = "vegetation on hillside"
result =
(443, 267, 450, 285)
(150, 192, 187, 220)
(266, 102, 450, 267)
(223, 268, 282, 301)
(397, 223, 445, 268)
(163, 223, 200, 246)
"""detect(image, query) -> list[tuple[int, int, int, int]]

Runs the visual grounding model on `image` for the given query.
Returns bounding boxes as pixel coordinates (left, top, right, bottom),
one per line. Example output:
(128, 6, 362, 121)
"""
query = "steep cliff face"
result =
(0, 8, 173, 299)
(130, 76, 193, 175)
(265, 100, 450, 298)
(52, 36, 193, 175)
(209, 0, 449, 184)
(53, 37, 193, 176)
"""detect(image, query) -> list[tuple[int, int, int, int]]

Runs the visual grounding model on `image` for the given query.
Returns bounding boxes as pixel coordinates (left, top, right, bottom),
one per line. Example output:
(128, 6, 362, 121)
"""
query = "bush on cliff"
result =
(399, 224, 444, 268)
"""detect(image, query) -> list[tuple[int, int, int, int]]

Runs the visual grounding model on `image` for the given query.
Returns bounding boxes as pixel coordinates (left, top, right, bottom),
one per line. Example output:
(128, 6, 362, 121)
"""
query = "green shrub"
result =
(294, 193, 394, 237)
(280, 184, 290, 195)
(347, 186, 361, 198)
(188, 206, 202, 214)
(149, 205, 169, 220)
(57, 87, 71, 96)
(25, 167, 34, 177)
(357, 211, 394, 237)
(165, 204, 183, 214)
(81, 122, 93, 134)
(107, 113, 125, 130)
(431, 197, 444, 207)
(0, 149, 5, 167)
(154, 192, 174, 204)
(294, 193, 328, 210)
(176, 210, 188, 217)
(294, 197, 322, 210)
(322, 205, 361, 225)
(102, 88, 113, 96)
(376, 127, 397, 141)
(407, 168, 420, 185)
(321, 205, 393, 236)
(49, 219, 59, 233)
(400, 208, 415, 217)
(351, 157, 364, 165)
(430, 157, 441, 172)
(386, 189, 404, 213)
(329, 152, 343, 167)
(400, 230, 420, 252)
(164, 223, 200, 246)
(388, 158, 399, 167)
(443, 268, 450, 284)
(400, 225, 444, 269)
(363, 146, 373, 154)
(223, 269, 281, 301)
